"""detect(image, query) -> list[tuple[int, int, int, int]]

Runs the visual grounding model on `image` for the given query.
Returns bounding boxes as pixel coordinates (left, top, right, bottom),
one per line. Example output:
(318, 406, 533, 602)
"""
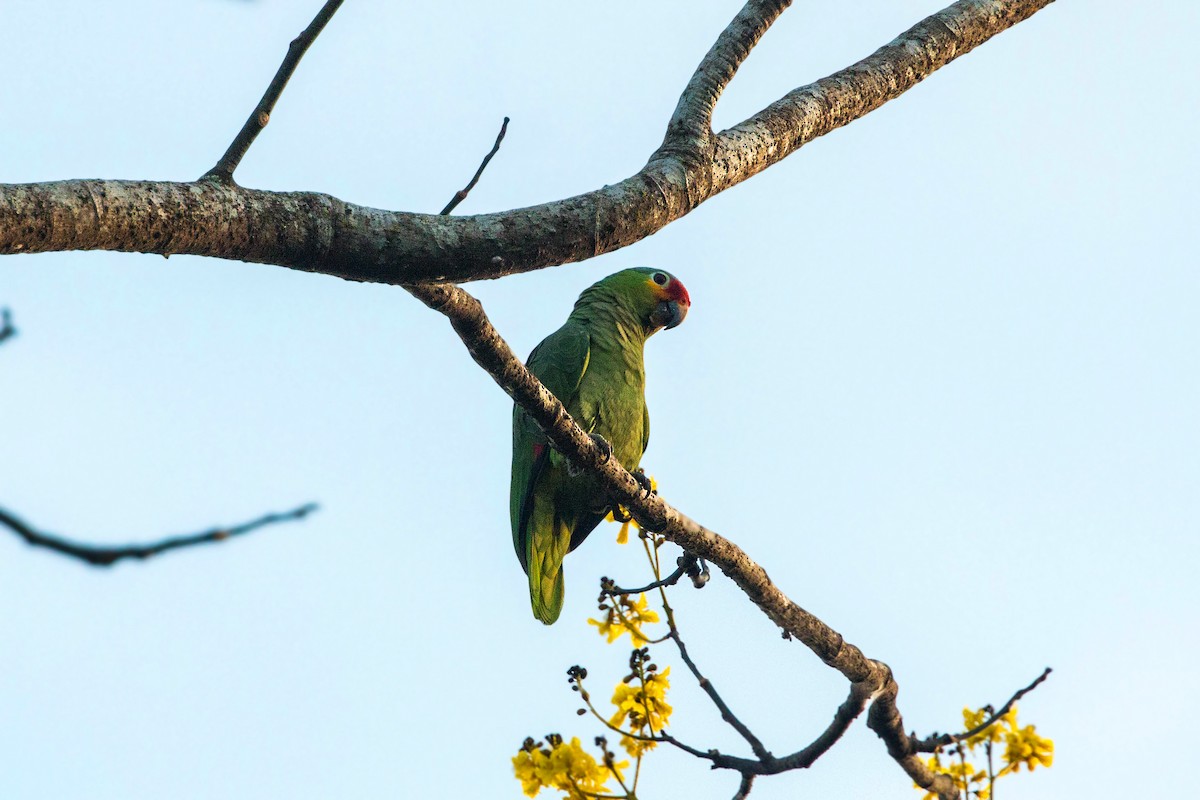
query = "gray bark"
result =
(0, 0, 1053, 288)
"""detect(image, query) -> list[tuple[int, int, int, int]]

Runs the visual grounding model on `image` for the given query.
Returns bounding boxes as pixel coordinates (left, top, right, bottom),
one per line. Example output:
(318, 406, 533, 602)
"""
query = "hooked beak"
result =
(650, 299, 689, 331)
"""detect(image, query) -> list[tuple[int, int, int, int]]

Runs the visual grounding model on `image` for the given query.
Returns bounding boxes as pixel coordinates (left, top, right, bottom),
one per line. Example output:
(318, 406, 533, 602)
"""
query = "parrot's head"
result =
(598, 267, 691, 335)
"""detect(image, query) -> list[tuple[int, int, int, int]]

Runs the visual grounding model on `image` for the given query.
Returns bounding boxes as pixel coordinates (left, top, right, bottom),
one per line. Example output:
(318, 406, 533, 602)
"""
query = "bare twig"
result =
(0, 503, 318, 566)
(605, 552, 706, 595)
(202, 0, 345, 182)
(440, 117, 510, 215)
(604, 565, 688, 596)
(914, 668, 1053, 752)
(771, 681, 874, 770)
(670, 627, 773, 763)
(0, 307, 16, 345)
(732, 772, 755, 800)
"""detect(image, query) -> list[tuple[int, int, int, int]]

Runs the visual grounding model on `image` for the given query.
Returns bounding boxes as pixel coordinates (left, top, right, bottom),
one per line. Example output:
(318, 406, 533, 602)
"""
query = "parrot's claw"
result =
(610, 505, 633, 523)
(589, 433, 614, 462)
(632, 468, 654, 499)
(567, 434, 613, 477)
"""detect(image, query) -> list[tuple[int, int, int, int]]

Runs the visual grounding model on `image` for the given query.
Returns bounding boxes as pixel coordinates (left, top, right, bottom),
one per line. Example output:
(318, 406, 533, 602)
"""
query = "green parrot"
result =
(510, 267, 691, 624)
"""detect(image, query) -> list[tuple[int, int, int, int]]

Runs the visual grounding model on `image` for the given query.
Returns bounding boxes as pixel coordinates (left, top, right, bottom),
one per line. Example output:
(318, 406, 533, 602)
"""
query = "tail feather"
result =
(527, 514, 571, 625)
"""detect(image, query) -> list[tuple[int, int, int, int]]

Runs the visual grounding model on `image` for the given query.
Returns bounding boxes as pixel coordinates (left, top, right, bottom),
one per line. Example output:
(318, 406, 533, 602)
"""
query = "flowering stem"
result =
(986, 739, 996, 800)
(958, 747, 967, 800)
(576, 677, 659, 745)
(914, 668, 1052, 753)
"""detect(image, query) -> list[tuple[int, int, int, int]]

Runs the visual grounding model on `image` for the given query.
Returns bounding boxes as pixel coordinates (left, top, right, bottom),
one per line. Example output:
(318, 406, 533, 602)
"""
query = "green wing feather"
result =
(510, 323, 591, 623)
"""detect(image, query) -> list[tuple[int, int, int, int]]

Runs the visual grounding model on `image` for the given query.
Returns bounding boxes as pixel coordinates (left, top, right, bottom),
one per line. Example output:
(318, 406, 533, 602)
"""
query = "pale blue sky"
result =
(2, 2, 1195, 798)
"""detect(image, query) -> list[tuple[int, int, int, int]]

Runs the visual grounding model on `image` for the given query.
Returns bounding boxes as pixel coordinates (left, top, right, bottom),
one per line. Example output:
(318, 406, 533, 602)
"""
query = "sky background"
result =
(2, 1, 1196, 798)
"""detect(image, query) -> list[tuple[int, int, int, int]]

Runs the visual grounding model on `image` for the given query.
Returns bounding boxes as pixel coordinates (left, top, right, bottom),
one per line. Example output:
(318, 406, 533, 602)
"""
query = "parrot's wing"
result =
(510, 323, 591, 571)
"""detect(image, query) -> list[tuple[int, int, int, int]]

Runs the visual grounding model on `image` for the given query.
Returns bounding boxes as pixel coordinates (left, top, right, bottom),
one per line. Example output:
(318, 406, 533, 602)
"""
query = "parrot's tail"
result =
(527, 518, 570, 625)
(529, 566, 564, 625)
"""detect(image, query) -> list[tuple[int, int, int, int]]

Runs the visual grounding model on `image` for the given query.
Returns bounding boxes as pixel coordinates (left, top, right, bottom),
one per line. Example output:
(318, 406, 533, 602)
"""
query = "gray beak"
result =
(650, 299, 689, 330)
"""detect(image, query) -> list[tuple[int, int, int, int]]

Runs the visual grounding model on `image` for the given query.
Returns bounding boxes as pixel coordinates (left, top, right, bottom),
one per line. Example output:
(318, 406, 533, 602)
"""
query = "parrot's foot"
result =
(608, 470, 653, 521)
(589, 433, 614, 462)
(632, 468, 655, 499)
(569, 434, 613, 477)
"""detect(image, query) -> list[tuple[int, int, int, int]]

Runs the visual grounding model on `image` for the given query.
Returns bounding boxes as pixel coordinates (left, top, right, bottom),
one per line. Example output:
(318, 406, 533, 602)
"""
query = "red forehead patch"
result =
(667, 278, 691, 306)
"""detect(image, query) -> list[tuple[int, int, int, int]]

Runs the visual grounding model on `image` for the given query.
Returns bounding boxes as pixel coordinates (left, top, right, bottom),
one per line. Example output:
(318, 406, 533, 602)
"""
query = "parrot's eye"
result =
(652, 272, 668, 286)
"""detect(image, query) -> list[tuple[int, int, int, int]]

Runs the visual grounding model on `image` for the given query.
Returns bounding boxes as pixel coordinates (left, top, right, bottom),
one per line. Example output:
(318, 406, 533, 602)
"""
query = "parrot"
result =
(510, 267, 691, 624)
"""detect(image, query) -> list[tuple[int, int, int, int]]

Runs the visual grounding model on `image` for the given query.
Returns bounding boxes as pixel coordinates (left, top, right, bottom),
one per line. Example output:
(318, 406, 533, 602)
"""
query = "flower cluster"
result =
(512, 734, 627, 800)
(515, 481, 678, 799)
(589, 593, 660, 646)
(917, 704, 1053, 800)
(609, 648, 672, 757)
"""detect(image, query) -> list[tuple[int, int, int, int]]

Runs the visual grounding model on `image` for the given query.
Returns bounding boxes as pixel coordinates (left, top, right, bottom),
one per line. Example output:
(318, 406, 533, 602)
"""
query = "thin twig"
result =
(914, 668, 1053, 752)
(605, 565, 687, 595)
(607, 552, 709, 595)
(0, 307, 16, 345)
(770, 681, 874, 771)
(202, 0, 345, 182)
(0, 503, 318, 566)
(440, 117, 510, 215)
(670, 627, 773, 762)
(732, 771, 755, 800)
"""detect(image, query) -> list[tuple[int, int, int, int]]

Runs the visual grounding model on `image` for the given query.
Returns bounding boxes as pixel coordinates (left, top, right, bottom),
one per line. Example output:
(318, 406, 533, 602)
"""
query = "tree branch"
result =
(604, 560, 690, 595)
(732, 772, 755, 800)
(440, 117, 510, 215)
(771, 681, 875, 771)
(0, 503, 318, 566)
(669, 627, 773, 763)
(1, 0, 1054, 285)
(660, 0, 792, 161)
(913, 667, 1053, 752)
(202, 0, 345, 183)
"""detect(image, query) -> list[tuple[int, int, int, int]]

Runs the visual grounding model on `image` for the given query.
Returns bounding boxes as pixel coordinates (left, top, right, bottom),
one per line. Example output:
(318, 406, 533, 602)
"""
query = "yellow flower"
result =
(610, 667, 672, 734)
(619, 733, 657, 758)
(512, 737, 625, 800)
(512, 747, 549, 797)
(962, 706, 1006, 749)
(604, 476, 656, 544)
(588, 593, 660, 646)
(1003, 724, 1054, 772)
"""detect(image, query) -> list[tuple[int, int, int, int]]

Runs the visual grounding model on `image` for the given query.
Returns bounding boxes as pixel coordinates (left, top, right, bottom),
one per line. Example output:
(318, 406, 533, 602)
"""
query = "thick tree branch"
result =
(709, 0, 1054, 194)
(0, 503, 318, 566)
(660, 0, 791, 161)
(202, 0, 345, 183)
(0, 0, 1053, 285)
